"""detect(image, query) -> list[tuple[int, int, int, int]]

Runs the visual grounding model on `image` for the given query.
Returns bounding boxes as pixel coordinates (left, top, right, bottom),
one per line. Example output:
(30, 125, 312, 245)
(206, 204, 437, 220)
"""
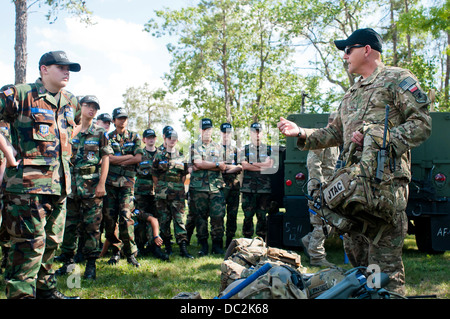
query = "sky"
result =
(0, 0, 191, 135)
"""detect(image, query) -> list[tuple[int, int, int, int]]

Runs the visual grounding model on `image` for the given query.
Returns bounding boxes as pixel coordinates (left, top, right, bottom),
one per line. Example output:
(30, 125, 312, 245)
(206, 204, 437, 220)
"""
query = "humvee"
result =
(268, 112, 450, 254)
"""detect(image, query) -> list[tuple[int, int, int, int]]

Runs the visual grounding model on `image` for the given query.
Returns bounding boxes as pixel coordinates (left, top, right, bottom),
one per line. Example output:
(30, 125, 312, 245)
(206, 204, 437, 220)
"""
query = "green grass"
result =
(0, 209, 449, 299)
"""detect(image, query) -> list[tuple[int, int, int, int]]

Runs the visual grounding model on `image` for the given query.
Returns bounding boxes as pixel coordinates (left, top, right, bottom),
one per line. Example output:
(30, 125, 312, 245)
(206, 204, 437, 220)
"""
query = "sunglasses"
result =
(344, 44, 365, 55)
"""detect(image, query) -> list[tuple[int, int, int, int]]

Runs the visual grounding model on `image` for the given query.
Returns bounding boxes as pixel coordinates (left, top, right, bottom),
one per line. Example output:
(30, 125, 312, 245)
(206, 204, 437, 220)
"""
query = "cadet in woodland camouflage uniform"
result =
(302, 113, 340, 267)
(56, 95, 112, 280)
(0, 51, 82, 299)
(240, 123, 275, 239)
(278, 28, 431, 295)
(0, 121, 10, 273)
(96, 113, 112, 132)
(189, 118, 226, 256)
(104, 107, 143, 267)
(152, 129, 193, 259)
(134, 128, 168, 261)
(220, 123, 242, 248)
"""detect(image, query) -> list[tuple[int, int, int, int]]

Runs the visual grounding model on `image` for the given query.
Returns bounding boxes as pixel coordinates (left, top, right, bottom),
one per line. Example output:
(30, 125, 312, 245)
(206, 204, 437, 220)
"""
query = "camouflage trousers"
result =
(302, 205, 332, 261)
(2, 192, 67, 299)
(156, 198, 188, 244)
(189, 190, 225, 241)
(60, 196, 103, 259)
(134, 194, 157, 250)
(222, 187, 240, 239)
(103, 185, 137, 257)
(241, 192, 271, 238)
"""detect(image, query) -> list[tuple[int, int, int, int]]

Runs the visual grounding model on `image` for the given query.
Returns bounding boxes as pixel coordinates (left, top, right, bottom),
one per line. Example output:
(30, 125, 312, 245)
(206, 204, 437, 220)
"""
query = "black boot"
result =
(150, 244, 169, 261)
(84, 258, 96, 280)
(211, 239, 224, 255)
(54, 252, 71, 263)
(55, 258, 76, 276)
(127, 254, 140, 267)
(36, 288, 80, 299)
(179, 240, 194, 259)
(198, 239, 209, 257)
(107, 251, 120, 265)
(165, 242, 173, 256)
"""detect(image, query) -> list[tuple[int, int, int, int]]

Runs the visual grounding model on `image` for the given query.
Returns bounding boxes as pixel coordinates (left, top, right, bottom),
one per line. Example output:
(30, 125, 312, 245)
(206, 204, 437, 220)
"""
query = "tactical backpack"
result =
(311, 122, 397, 243)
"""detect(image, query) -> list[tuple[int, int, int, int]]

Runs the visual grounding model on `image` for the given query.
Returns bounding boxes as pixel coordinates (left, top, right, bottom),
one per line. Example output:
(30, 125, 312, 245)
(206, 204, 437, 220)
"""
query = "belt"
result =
(109, 165, 137, 178)
(74, 166, 97, 175)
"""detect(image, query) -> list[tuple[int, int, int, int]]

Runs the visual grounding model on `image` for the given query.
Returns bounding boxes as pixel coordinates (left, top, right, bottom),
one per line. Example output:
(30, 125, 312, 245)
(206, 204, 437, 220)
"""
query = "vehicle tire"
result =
(414, 217, 444, 255)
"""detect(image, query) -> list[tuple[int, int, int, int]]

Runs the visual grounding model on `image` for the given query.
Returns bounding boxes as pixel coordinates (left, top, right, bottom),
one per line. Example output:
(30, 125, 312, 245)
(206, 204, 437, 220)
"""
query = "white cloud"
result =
(31, 15, 168, 118)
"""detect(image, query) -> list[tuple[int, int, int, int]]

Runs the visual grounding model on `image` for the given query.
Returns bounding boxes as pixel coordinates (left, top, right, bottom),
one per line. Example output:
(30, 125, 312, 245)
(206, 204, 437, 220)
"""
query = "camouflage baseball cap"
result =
(80, 95, 100, 109)
(39, 50, 81, 72)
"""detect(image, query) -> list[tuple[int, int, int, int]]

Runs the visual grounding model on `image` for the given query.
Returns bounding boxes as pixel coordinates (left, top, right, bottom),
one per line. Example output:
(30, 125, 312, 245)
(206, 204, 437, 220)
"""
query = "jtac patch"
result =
(399, 76, 429, 104)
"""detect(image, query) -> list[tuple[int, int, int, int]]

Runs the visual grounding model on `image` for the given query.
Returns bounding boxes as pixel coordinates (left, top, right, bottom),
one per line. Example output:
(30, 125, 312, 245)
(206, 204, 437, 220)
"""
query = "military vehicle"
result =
(267, 112, 450, 254)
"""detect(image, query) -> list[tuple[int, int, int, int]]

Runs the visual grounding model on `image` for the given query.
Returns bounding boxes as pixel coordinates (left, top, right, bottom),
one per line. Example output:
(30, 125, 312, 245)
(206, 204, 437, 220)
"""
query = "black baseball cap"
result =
(97, 113, 112, 122)
(143, 129, 156, 138)
(39, 50, 81, 72)
(163, 125, 173, 136)
(334, 28, 383, 53)
(220, 123, 232, 133)
(165, 129, 178, 140)
(201, 118, 213, 130)
(112, 107, 128, 119)
(250, 122, 262, 131)
(80, 95, 100, 109)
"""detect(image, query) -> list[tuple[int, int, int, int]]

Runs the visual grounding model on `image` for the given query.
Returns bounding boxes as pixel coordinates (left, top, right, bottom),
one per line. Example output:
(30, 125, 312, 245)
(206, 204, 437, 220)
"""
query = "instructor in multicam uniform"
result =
(278, 28, 431, 295)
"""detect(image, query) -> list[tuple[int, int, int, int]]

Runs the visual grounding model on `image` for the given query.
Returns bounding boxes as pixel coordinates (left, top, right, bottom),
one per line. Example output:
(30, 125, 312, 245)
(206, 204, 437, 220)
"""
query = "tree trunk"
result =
(445, 31, 450, 108)
(390, 0, 398, 66)
(14, 0, 28, 84)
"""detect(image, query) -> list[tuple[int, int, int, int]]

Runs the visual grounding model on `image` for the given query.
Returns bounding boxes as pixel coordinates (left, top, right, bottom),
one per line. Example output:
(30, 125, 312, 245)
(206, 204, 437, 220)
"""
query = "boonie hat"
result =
(201, 118, 213, 130)
(97, 113, 112, 122)
(220, 123, 232, 133)
(80, 95, 100, 109)
(143, 129, 156, 138)
(39, 50, 81, 72)
(334, 28, 383, 53)
(112, 107, 128, 119)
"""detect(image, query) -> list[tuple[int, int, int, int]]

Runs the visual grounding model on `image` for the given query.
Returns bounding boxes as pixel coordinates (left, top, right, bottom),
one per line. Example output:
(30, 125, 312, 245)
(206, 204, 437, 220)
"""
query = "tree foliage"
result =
(145, 0, 448, 136)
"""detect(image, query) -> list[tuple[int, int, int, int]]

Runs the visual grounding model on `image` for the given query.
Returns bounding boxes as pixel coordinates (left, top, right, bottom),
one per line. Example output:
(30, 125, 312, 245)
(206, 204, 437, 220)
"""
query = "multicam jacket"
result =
(135, 148, 157, 196)
(298, 64, 432, 183)
(0, 79, 81, 195)
(70, 123, 113, 198)
(240, 143, 273, 194)
(152, 148, 187, 200)
(107, 129, 143, 188)
(189, 138, 225, 193)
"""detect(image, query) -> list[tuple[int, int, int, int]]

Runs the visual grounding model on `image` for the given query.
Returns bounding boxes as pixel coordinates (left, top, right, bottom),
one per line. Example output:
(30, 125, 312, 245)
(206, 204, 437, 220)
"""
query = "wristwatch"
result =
(216, 162, 219, 168)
